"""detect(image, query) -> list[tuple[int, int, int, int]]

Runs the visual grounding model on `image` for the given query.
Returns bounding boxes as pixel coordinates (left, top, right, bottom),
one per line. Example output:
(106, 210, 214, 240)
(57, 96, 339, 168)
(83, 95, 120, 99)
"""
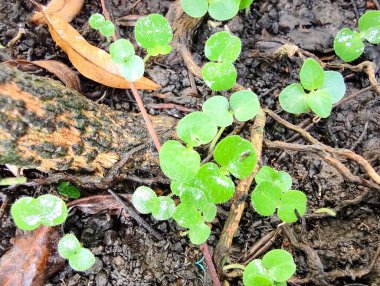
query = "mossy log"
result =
(0, 66, 176, 175)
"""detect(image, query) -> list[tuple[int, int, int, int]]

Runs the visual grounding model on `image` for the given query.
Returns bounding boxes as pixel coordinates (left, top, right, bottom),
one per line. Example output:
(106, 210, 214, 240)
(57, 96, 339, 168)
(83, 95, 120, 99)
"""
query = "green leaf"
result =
(119, 55, 145, 82)
(251, 182, 282, 216)
(319, 71, 346, 104)
(358, 10, 380, 44)
(68, 248, 96, 272)
(180, 0, 208, 18)
(89, 13, 105, 30)
(0, 176, 27, 186)
(202, 96, 233, 127)
(279, 83, 309, 114)
(240, 0, 254, 9)
(208, 0, 240, 21)
(58, 233, 81, 259)
(172, 203, 202, 228)
(110, 39, 135, 63)
(135, 14, 173, 55)
(147, 45, 172, 56)
(262, 249, 296, 282)
(176, 112, 218, 147)
(35, 194, 68, 226)
(170, 180, 189, 196)
(57, 182, 80, 199)
(307, 89, 332, 118)
(230, 90, 260, 122)
(10, 197, 41, 230)
(98, 20, 115, 37)
(299, 58, 325, 91)
(202, 62, 237, 91)
(213, 135, 257, 179)
(151, 196, 176, 220)
(334, 28, 365, 62)
(188, 222, 211, 245)
(201, 203, 217, 222)
(277, 190, 307, 223)
(204, 31, 241, 63)
(276, 171, 292, 192)
(255, 166, 292, 193)
(243, 259, 274, 286)
(132, 186, 159, 214)
(196, 163, 235, 204)
(181, 187, 209, 210)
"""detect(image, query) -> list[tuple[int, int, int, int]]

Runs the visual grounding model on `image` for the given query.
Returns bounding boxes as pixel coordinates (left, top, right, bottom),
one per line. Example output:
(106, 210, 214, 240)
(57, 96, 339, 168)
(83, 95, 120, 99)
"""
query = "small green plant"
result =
(334, 10, 380, 62)
(251, 166, 307, 223)
(202, 31, 241, 91)
(89, 13, 115, 38)
(58, 233, 96, 271)
(57, 181, 80, 199)
(279, 58, 346, 118)
(180, 0, 254, 21)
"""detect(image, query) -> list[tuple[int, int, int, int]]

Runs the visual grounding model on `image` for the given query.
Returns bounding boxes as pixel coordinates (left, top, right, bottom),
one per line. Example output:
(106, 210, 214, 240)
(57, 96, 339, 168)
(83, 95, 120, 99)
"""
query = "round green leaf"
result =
(202, 96, 233, 127)
(159, 140, 201, 181)
(307, 89, 332, 118)
(151, 196, 175, 220)
(319, 71, 346, 104)
(334, 28, 364, 62)
(35, 194, 68, 227)
(170, 180, 190, 196)
(188, 222, 211, 245)
(132, 186, 158, 214)
(98, 20, 115, 37)
(110, 39, 135, 63)
(135, 14, 173, 55)
(58, 233, 81, 259)
(299, 58, 325, 91)
(120, 55, 145, 82)
(213, 135, 257, 179)
(147, 45, 172, 57)
(358, 10, 380, 44)
(276, 171, 292, 193)
(196, 163, 235, 204)
(58, 185, 80, 199)
(230, 90, 260, 122)
(69, 248, 96, 272)
(208, 0, 240, 21)
(262, 249, 296, 282)
(89, 13, 105, 30)
(176, 112, 218, 147)
(251, 182, 282, 216)
(10, 197, 41, 230)
(202, 62, 237, 91)
(181, 187, 209, 210)
(255, 166, 292, 193)
(240, 0, 254, 9)
(172, 203, 201, 228)
(277, 190, 307, 223)
(204, 31, 241, 63)
(201, 203, 217, 222)
(180, 0, 208, 18)
(279, 83, 309, 114)
(243, 259, 274, 286)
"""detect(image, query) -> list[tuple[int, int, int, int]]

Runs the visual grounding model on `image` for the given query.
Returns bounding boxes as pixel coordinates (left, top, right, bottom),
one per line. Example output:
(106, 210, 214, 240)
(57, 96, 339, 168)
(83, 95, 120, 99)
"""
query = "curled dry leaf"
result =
(43, 12, 160, 90)
(68, 194, 131, 214)
(31, 0, 84, 25)
(0, 226, 64, 286)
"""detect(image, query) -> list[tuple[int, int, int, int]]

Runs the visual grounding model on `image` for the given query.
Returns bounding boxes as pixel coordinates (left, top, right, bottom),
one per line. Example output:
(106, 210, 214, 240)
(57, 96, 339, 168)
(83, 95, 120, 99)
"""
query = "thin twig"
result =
(100, 0, 118, 42)
(200, 244, 222, 286)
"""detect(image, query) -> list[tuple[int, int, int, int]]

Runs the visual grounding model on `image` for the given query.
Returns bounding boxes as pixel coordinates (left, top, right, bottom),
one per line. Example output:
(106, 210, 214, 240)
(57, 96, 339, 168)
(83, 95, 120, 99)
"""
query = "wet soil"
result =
(1, 0, 380, 285)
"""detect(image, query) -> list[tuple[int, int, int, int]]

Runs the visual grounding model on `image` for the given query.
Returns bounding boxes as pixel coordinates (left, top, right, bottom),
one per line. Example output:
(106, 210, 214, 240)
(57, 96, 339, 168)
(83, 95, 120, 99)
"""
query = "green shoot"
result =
(57, 181, 80, 199)
(88, 13, 105, 30)
(0, 176, 27, 186)
(89, 14, 115, 38)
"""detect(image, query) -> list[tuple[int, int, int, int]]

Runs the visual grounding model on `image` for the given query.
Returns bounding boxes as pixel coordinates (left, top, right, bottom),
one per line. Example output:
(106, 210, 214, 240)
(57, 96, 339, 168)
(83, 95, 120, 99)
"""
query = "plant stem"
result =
(200, 243, 222, 286)
(143, 55, 151, 63)
(223, 263, 245, 271)
(130, 82, 162, 151)
(208, 127, 225, 155)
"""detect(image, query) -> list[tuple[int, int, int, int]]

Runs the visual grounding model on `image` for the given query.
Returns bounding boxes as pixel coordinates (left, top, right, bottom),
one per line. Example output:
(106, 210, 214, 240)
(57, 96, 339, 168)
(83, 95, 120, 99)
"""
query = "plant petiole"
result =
(208, 126, 225, 155)
(143, 54, 151, 63)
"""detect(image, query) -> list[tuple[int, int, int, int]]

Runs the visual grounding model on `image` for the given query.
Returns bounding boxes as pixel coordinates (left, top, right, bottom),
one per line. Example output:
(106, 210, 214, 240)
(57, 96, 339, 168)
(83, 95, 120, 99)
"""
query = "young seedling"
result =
(11, 194, 68, 230)
(89, 13, 115, 38)
(57, 181, 80, 199)
(251, 166, 307, 223)
(279, 58, 346, 118)
(58, 233, 96, 271)
(202, 31, 241, 91)
(334, 10, 380, 62)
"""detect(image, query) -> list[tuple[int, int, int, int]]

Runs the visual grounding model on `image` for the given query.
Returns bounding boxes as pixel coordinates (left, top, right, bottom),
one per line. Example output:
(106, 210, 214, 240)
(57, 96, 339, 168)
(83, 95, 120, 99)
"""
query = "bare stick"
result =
(200, 244, 222, 286)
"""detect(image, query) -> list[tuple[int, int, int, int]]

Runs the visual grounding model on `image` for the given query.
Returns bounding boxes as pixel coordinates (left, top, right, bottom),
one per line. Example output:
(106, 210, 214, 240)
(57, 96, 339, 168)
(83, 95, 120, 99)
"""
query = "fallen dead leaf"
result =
(68, 194, 131, 214)
(31, 0, 84, 25)
(43, 12, 160, 90)
(0, 226, 64, 286)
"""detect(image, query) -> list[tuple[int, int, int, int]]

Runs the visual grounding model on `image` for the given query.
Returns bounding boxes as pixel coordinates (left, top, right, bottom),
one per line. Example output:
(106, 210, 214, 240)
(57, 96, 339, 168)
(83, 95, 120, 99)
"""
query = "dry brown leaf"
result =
(31, 0, 84, 25)
(0, 226, 64, 286)
(4, 59, 81, 91)
(68, 194, 131, 214)
(43, 12, 160, 90)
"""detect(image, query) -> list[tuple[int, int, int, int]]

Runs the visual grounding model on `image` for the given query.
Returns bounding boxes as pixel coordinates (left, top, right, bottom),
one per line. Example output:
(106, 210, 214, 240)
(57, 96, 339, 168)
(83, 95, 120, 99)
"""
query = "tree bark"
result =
(0, 66, 176, 175)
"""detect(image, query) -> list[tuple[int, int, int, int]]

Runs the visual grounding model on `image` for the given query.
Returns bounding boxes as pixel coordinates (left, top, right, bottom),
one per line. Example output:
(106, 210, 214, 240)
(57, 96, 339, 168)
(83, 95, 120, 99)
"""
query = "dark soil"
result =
(1, 0, 380, 285)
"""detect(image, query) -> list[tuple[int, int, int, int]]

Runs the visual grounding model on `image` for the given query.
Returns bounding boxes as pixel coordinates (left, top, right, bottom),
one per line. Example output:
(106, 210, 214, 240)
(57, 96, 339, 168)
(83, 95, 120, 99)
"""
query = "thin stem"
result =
(143, 54, 151, 63)
(130, 82, 162, 151)
(208, 127, 225, 155)
(200, 243, 222, 286)
(223, 263, 245, 271)
(100, 0, 118, 42)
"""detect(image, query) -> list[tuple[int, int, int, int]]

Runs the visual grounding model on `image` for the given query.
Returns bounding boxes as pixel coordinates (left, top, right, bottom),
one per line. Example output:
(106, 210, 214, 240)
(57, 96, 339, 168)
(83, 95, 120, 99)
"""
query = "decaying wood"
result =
(0, 66, 176, 174)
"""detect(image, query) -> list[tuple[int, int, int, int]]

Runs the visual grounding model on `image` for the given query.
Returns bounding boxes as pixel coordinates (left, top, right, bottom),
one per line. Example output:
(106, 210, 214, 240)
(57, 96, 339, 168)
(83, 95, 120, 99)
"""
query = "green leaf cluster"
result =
(202, 31, 241, 91)
(88, 13, 115, 37)
(58, 181, 80, 199)
(11, 194, 68, 230)
(334, 11, 380, 62)
(58, 233, 96, 271)
(279, 58, 346, 118)
(251, 166, 307, 223)
(243, 249, 296, 286)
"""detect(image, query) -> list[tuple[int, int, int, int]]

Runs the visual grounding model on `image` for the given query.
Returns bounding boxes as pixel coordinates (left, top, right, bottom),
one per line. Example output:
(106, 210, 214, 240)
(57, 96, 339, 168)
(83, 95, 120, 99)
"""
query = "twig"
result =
(350, 121, 369, 151)
(146, 103, 194, 113)
(200, 244, 222, 286)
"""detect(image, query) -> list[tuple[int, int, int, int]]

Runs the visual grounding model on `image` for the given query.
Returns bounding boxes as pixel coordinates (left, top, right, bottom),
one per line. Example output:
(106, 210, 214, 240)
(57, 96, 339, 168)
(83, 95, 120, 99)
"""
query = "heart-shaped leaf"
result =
(255, 166, 292, 193)
(299, 58, 325, 91)
(277, 190, 307, 223)
(202, 62, 237, 91)
(262, 249, 296, 282)
(202, 96, 233, 127)
(188, 222, 211, 245)
(204, 31, 241, 63)
(172, 203, 202, 228)
(319, 71, 346, 104)
(230, 90, 260, 122)
(334, 28, 365, 62)
(243, 259, 274, 286)
(279, 83, 309, 114)
(132, 186, 159, 214)
(251, 181, 282, 216)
